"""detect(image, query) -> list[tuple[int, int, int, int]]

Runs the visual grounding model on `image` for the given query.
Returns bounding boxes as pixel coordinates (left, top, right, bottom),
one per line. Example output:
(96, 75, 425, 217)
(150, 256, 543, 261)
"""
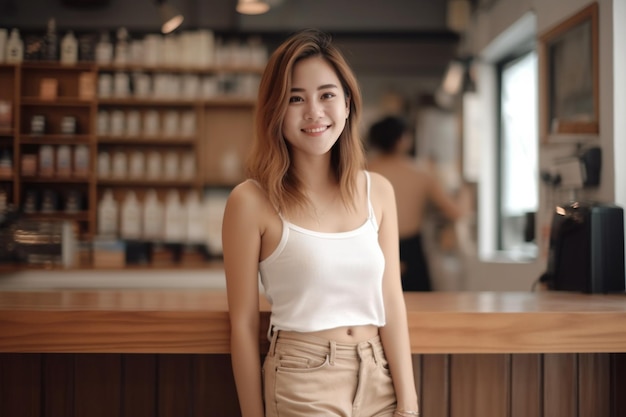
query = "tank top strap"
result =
(364, 171, 379, 230)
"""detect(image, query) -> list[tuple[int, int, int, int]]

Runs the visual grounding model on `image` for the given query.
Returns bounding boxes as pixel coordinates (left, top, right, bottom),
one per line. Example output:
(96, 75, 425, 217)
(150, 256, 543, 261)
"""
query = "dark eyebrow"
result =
(290, 84, 339, 92)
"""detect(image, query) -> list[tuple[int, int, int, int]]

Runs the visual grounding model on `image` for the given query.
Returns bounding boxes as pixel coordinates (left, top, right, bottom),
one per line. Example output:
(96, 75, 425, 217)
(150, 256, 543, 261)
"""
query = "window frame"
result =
(495, 45, 538, 254)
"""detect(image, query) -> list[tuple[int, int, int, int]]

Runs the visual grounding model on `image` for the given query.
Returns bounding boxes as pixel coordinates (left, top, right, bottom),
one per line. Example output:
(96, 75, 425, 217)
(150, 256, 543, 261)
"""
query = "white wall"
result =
(614, 0, 626, 210)
(461, 0, 621, 291)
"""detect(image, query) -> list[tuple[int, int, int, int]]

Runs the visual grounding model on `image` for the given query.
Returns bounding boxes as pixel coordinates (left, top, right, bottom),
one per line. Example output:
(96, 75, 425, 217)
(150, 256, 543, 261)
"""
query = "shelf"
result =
(97, 98, 198, 107)
(202, 180, 239, 188)
(21, 176, 91, 183)
(96, 64, 265, 74)
(20, 134, 93, 144)
(21, 97, 94, 107)
(97, 97, 255, 107)
(20, 62, 96, 71)
(22, 211, 91, 221)
(97, 136, 195, 145)
(1, 61, 253, 271)
(98, 178, 196, 187)
(203, 97, 256, 107)
(0, 262, 21, 273)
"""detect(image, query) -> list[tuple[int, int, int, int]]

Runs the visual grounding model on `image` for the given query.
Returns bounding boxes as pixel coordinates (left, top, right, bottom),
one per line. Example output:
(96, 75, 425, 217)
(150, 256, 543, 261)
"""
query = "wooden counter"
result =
(1, 290, 625, 354)
(1, 290, 626, 417)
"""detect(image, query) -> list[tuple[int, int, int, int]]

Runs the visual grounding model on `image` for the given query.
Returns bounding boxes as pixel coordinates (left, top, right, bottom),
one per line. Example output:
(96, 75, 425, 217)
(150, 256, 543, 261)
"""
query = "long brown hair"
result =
(247, 28, 365, 212)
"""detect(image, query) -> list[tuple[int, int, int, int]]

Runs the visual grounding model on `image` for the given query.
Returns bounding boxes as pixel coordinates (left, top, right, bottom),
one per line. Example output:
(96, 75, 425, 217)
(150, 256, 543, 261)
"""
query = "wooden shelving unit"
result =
(0, 61, 260, 268)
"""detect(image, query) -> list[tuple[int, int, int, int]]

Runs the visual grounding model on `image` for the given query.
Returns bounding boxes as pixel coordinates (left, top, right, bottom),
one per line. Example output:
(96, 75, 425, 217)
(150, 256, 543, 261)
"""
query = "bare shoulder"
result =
(368, 171, 395, 199)
(228, 180, 262, 204)
(225, 180, 276, 222)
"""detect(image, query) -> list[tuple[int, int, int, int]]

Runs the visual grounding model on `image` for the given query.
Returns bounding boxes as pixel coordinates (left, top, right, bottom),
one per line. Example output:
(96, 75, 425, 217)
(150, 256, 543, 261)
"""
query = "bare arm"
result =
(427, 171, 463, 222)
(371, 173, 420, 413)
(222, 183, 265, 417)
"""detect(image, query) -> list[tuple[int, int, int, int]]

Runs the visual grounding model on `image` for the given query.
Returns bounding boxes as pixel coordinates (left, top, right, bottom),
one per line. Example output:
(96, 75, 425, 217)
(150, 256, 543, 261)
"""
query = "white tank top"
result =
(259, 171, 386, 334)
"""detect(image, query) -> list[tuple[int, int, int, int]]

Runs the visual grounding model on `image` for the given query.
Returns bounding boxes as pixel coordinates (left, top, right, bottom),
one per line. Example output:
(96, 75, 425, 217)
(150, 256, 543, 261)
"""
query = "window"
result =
(497, 50, 538, 258)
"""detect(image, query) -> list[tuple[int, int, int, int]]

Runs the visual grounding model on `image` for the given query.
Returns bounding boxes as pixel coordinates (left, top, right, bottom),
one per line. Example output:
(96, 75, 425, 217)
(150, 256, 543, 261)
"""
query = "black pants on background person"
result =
(399, 233, 431, 291)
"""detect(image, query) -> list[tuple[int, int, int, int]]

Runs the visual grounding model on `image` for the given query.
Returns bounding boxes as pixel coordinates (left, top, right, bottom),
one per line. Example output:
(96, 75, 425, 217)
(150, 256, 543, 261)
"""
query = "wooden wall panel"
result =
(0, 351, 623, 417)
(43, 354, 75, 417)
(192, 354, 241, 417)
(510, 354, 541, 417)
(543, 353, 577, 417)
(158, 355, 193, 417)
(420, 354, 450, 417)
(578, 353, 610, 417)
(74, 354, 122, 417)
(611, 353, 626, 417)
(122, 354, 157, 417)
(0, 353, 41, 417)
(450, 354, 509, 417)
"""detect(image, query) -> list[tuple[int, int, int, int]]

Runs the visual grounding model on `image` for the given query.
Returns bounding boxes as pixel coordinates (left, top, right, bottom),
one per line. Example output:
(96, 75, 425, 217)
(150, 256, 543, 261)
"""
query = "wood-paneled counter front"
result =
(1, 290, 625, 417)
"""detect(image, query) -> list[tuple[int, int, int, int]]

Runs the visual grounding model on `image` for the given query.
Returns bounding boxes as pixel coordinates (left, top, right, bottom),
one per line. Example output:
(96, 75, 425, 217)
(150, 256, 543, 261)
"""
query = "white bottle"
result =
(114, 27, 129, 66)
(98, 151, 111, 178)
(164, 190, 186, 242)
(5, 29, 23, 64)
(73, 145, 89, 177)
(56, 144, 72, 176)
(95, 31, 113, 65)
(185, 191, 204, 243)
(60, 31, 78, 65)
(146, 151, 162, 179)
(180, 152, 195, 180)
(97, 189, 119, 236)
(111, 150, 128, 178)
(121, 191, 142, 239)
(142, 189, 163, 241)
(163, 151, 179, 179)
(128, 151, 145, 179)
(44, 18, 58, 61)
(39, 145, 55, 176)
(0, 29, 7, 63)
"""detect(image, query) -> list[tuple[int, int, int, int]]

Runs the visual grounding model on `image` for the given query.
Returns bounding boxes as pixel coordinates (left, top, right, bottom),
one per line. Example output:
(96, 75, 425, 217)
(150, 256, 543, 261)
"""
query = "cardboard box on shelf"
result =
(92, 238, 125, 268)
(40, 78, 58, 100)
(0, 100, 12, 130)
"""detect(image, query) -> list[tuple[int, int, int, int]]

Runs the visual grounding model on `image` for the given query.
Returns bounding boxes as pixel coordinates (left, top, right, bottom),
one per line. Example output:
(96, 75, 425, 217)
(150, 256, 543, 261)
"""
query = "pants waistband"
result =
(268, 330, 384, 366)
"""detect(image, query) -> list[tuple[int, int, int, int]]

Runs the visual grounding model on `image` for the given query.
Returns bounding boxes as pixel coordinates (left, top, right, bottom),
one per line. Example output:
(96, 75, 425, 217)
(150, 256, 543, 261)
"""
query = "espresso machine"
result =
(543, 201, 625, 293)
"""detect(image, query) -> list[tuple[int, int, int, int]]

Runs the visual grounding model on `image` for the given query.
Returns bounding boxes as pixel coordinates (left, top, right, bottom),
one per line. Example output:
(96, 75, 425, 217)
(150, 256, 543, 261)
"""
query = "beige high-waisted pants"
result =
(263, 330, 397, 417)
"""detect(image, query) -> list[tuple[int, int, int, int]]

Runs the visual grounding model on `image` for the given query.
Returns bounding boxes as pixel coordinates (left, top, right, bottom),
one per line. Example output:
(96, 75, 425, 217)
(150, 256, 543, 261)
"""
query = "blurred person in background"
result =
(367, 115, 463, 291)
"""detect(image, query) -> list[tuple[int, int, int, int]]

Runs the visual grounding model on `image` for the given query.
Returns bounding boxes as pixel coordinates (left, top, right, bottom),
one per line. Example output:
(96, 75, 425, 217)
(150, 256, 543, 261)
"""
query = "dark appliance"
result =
(543, 201, 625, 293)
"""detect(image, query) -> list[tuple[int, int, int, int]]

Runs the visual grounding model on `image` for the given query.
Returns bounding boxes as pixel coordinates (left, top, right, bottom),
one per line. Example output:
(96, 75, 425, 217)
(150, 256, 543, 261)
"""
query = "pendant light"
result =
(156, 0, 184, 34)
(236, 0, 270, 15)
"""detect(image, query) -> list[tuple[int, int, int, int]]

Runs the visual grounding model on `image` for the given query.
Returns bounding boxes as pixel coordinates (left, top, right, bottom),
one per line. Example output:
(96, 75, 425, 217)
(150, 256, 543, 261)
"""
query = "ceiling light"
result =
(441, 60, 465, 95)
(156, 0, 184, 34)
(237, 0, 270, 15)
(440, 56, 476, 95)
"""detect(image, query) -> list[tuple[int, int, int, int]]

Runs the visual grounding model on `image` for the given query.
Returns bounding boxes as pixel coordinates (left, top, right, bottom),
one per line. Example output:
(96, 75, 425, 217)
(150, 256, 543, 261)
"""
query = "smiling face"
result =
(282, 56, 350, 159)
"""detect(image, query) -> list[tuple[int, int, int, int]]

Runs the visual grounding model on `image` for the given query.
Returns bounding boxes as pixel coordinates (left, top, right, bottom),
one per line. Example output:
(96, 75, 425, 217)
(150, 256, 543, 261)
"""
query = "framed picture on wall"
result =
(539, 2, 598, 143)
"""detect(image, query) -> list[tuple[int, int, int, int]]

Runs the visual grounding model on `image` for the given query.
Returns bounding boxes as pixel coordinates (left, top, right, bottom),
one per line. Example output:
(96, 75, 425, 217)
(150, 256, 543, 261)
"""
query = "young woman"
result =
(222, 29, 419, 417)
